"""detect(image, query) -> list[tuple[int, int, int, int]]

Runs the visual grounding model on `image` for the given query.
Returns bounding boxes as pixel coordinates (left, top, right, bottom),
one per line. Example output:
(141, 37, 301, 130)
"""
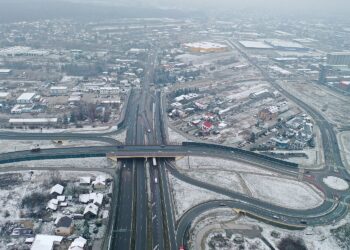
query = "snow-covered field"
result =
(0, 125, 118, 134)
(242, 174, 324, 209)
(0, 140, 110, 154)
(176, 156, 277, 175)
(323, 176, 349, 191)
(111, 129, 127, 143)
(184, 170, 246, 194)
(0, 157, 112, 169)
(168, 127, 191, 144)
(167, 173, 230, 220)
(339, 132, 350, 169)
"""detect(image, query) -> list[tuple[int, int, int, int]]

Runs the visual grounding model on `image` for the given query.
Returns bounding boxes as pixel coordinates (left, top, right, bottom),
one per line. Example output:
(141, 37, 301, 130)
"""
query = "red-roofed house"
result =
(202, 121, 213, 131)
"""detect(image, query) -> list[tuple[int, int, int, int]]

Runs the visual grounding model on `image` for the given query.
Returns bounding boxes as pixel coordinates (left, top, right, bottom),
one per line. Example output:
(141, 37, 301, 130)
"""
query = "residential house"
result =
(54, 216, 74, 236)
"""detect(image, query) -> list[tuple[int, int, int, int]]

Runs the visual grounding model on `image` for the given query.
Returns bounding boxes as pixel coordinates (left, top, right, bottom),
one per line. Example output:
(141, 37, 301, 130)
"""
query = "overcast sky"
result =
(78, 0, 347, 9)
(64, 0, 350, 16)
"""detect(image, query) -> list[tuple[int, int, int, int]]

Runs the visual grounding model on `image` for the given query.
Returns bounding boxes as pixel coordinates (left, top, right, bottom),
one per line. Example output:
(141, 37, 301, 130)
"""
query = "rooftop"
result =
(31, 234, 63, 250)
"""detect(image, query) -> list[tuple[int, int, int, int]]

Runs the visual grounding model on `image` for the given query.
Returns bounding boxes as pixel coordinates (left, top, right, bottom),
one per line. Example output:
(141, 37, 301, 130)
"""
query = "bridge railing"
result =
(182, 141, 299, 168)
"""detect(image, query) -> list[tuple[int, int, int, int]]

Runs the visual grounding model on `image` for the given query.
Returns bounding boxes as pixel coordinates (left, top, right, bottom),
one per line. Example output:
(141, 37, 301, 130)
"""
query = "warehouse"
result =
(16, 92, 36, 104)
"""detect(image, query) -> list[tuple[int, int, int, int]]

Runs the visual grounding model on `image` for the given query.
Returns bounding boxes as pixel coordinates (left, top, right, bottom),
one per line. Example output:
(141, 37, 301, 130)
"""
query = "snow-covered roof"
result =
(79, 176, 91, 185)
(92, 175, 106, 187)
(79, 194, 91, 204)
(50, 184, 64, 195)
(184, 42, 228, 49)
(84, 203, 99, 215)
(31, 234, 63, 250)
(57, 195, 65, 202)
(17, 92, 36, 101)
(68, 237, 87, 250)
(0, 92, 9, 98)
(79, 193, 103, 205)
(0, 69, 11, 73)
(93, 193, 104, 206)
(50, 86, 67, 90)
(47, 199, 59, 211)
(239, 40, 273, 49)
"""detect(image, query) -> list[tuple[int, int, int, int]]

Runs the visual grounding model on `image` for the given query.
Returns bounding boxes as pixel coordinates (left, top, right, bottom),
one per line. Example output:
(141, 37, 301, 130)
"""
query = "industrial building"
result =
(16, 92, 36, 104)
(50, 86, 68, 96)
(183, 42, 228, 53)
(327, 52, 350, 66)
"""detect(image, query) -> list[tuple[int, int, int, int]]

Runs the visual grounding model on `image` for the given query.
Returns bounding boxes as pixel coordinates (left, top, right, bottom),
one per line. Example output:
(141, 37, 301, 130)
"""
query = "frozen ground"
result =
(176, 156, 323, 209)
(167, 172, 230, 220)
(281, 81, 350, 125)
(0, 157, 112, 170)
(323, 176, 349, 191)
(0, 125, 119, 134)
(176, 156, 277, 175)
(338, 132, 350, 169)
(242, 173, 323, 209)
(0, 140, 110, 153)
(168, 127, 191, 144)
(110, 129, 127, 143)
(184, 170, 246, 194)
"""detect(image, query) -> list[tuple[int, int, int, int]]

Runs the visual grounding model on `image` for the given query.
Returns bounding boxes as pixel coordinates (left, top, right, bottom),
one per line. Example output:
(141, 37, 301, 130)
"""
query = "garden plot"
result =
(168, 173, 230, 220)
(176, 156, 277, 175)
(241, 173, 324, 209)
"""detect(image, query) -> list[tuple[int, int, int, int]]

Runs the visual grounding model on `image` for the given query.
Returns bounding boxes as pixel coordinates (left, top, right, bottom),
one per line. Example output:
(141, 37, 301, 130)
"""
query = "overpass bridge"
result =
(0, 142, 299, 173)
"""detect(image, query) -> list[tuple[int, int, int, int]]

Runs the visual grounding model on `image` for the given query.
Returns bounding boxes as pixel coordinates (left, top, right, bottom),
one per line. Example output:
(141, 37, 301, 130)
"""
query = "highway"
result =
(110, 90, 140, 250)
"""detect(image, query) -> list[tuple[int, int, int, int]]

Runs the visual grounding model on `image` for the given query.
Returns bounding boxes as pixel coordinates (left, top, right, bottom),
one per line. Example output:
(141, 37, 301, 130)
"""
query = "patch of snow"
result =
(238, 213, 350, 250)
(323, 176, 349, 191)
(0, 157, 111, 169)
(242, 173, 324, 209)
(0, 140, 110, 154)
(168, 127, 191, 144)
(183, 170, 246, 194)
(176, 156, 277, 175)
(168, 173, 230, 220)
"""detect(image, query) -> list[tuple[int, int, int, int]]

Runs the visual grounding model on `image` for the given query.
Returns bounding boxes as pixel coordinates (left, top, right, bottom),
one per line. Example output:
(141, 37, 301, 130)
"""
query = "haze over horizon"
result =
(1, 0, 350, 21)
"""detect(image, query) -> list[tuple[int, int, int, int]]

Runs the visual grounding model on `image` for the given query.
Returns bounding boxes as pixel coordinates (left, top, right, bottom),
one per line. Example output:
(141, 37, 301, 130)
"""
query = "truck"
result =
(152, 157, 157, 167)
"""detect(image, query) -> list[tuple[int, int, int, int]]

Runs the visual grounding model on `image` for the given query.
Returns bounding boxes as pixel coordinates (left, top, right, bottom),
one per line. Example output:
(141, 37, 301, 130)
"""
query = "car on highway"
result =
(30, 145, 41, 153)
(147, 129, 151, 133)
(300, 220, 307, 225)
(179, 246, 185, 250)
(219, 203, 226, 206)
(154, 177, 158, 184)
